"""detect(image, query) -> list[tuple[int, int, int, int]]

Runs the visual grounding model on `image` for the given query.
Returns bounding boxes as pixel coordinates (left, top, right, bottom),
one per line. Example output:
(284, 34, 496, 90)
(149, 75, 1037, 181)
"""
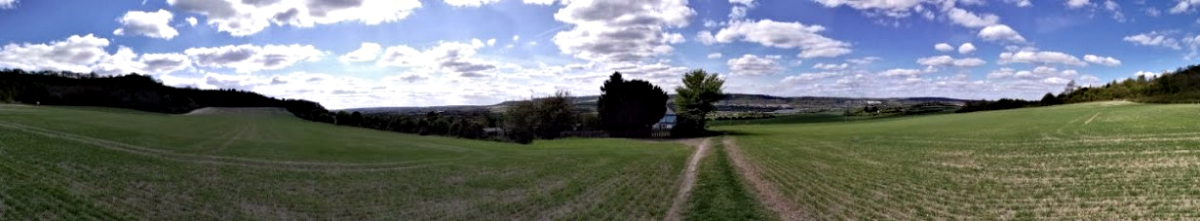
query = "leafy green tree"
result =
(598, 72, 668, 137)
(673, 69, 724, 137)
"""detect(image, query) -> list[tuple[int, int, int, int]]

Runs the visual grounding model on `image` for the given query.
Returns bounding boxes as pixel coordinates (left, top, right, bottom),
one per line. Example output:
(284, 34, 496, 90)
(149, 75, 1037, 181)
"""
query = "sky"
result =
(1, 0, 1199, 109)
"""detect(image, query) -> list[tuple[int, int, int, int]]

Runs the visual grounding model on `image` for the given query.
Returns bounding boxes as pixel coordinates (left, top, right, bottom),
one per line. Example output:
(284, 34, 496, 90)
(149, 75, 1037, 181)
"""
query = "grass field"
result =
(718, 101, 1200, 219)
(0, 105, 691, 220)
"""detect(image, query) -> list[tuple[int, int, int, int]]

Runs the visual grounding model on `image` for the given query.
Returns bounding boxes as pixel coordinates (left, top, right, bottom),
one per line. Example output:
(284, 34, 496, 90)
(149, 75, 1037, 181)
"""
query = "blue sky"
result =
(1, 0, 1199, 109)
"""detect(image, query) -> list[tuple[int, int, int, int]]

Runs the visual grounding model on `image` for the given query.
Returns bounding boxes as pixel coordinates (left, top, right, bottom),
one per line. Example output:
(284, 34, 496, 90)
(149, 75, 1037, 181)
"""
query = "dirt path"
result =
(723, 137, 810, 221)
(665, 138, 710, 221)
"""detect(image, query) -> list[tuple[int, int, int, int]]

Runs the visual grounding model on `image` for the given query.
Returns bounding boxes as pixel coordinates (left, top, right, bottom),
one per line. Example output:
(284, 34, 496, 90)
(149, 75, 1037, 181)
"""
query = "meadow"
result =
(718, 101, 1200, 219)
(0, 105, 690, 220)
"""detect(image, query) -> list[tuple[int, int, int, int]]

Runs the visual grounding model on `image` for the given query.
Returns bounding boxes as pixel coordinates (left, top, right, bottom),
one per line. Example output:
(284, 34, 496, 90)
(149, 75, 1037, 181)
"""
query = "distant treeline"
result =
(0, 69, 518, 143)
(0, 69, 326, 117)
(957, 63, 1200, 113)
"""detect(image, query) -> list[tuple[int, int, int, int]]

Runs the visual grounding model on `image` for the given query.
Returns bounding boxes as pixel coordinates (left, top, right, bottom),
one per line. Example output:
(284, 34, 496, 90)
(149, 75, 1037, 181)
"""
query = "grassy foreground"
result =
(0, 105, 689, 220)
(719, 101, 1200, 219)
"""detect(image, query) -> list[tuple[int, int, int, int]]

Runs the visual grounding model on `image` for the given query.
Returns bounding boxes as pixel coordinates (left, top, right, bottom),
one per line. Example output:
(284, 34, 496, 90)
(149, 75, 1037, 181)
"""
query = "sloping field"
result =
(0, 105, 690, 220)
(719, 101, 1200, 219)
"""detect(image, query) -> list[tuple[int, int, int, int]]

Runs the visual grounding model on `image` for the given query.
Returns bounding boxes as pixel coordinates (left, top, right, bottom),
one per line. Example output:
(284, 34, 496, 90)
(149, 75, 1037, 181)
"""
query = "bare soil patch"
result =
(723, 137, 810, 221)
(664, 138, 710, 221)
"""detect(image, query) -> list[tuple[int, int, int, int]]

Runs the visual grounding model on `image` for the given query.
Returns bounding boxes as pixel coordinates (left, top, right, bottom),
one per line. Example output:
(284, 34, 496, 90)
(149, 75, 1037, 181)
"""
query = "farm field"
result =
(0, 105, 691, 220)
(718, 101, 1200, 219)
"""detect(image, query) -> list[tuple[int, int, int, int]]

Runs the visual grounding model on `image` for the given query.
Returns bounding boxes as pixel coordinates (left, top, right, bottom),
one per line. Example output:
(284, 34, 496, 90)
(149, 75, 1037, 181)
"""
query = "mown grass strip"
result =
(686, 136, 771, 221)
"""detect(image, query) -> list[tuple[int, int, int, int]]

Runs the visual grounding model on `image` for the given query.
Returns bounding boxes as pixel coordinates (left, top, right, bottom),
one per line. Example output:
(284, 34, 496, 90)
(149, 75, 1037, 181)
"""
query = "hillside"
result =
(0, 104, 690, 219)
(716, 101, 1200, 219)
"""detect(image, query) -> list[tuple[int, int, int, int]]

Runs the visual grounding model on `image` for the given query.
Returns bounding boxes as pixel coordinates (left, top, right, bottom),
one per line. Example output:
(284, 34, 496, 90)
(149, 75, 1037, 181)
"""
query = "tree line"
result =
(957, 63, 1200, 113)
(2, 68, 726, 144)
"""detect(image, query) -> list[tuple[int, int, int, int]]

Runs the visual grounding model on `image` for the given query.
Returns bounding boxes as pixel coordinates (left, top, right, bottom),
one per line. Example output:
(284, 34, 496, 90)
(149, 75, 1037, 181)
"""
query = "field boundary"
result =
(723, 137, 810, 221)
(665, 138, 710, 221)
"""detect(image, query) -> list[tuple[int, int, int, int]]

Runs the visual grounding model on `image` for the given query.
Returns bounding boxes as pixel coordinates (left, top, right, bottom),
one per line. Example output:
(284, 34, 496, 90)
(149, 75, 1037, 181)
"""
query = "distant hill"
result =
(340, 93, 969, 114)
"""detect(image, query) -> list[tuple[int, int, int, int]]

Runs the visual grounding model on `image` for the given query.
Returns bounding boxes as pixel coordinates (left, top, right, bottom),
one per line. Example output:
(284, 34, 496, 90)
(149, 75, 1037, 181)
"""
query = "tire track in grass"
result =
(1084, 112, 1102, 125)
(723, 137, 810, 221)
(665, 138, 710, 221)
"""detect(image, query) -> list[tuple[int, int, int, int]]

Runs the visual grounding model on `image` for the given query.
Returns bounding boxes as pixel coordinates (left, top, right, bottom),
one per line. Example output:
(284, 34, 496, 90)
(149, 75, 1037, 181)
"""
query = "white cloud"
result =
(1145, 8, 1161, 17)
(946, 8, 999, 28)
(812, 63, 849, 70)
(847, 56, 881, 65)
(1170, 0, 1200, 14)
(377, 41, 498, 77)
(1066, 0, 1091, 8)
(113, 9, 179, 40)
(444, 0, 501, 7)
(811, 0, 924, 18)
(0, 34, 111, 73)
(998, 49, 1087, 66)
(0, 35, 192, 76)
(185, 44, 323, 73)
(523, 0, 555, 5)
(935, 43, 954, 52)
(987, 66, 1080, 81)
(1135, 70, 1160, 78)
(727, 54, 783, 76)
(978, 24, 1026, 43)
(781, 72, 841, 83)
(1123, 31, 1183, 50)
(166, 0, 422, 36)
(878, 68, 927, 77)
(707, 53, 722, 59)
(958, 43, 976, 54)
(0, 0, 15, 9)
(551, 0, 694, 63)
(916, 55, 986, 67)
(339, 43, 382, 64)
(1083, 54, 1121, 66)
(1006, 0, 1032, 7)
(714, 19, 852, 58)
(186, 17, 199, 26)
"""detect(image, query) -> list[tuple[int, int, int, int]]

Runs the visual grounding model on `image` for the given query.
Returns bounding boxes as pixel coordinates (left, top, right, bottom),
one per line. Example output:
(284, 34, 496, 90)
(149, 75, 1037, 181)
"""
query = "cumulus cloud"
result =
(1123, 31, 1183, 50)
(713, 19, 852, 58)
(1170, 0, 1200, 14)
(979, 24, 1026, 43)
(377, 40, 498, 77)
(1065, 0, 1091, 8)
(707, 53, 722, 59)
(0, 34, 111, 73)
(958, 43, 976, 54)
(998, 49, 1087, 66)
(987, 66, 1080, 80)
(185, 44, 323, 73)
(946, 7, 999, 28)
(523, 0, 556, 5)
(935, 43, 954, 52)
(339, 43, 382, 64)
(847, 56, 881, 65)
(917, 55, 986, 67)
(114, 9, 179, 40)
(1083, 54, 1121, 67)
(878, 68, 928, 77)
(781, 72, 841, 83)
(166, 0, 422, 36)
(727, 54, 783, 76)
(1006, 0, 1032, 7)
(1135, 70, 1160, 78)
(812, 63, 849, 70)
(0, 35, 192, 75)
(550, 0, 694, 63)
(0, 0, 15, 9)
(444, 0, 501, 7)
(811, 0, 924, 18)
(186, 17, 199, 26)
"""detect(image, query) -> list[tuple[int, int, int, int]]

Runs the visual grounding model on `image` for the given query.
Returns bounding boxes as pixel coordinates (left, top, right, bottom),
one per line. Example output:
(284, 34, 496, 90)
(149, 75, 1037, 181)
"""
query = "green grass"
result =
(686, 137, 771, 221)
(717, 101, 1200, 219)
(0, 105, 690, 220)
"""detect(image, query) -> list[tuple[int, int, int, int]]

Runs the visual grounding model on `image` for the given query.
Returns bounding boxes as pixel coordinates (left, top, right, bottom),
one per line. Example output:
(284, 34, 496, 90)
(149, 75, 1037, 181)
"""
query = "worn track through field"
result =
(665, 138, 710, 221)
(723, 137, 811, 221)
